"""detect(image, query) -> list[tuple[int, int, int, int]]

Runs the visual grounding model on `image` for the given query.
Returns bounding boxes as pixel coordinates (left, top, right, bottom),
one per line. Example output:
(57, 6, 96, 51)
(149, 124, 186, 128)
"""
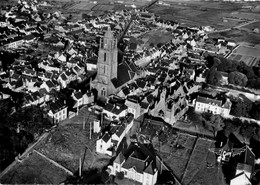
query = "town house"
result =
(195, 95, 232, 117)
(48, 100, 68, 123)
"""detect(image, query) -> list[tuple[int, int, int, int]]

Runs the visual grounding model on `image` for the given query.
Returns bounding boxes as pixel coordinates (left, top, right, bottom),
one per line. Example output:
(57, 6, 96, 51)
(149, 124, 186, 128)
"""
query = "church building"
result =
(91, 27, 139, 98)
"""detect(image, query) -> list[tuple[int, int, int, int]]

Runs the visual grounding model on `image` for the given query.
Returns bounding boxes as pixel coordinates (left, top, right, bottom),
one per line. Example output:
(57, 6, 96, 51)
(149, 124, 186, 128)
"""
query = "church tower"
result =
(91, 27, 118, 98)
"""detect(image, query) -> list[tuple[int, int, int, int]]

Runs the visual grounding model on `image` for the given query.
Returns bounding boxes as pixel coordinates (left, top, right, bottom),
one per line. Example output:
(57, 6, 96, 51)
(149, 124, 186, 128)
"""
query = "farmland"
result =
(149, 1, 260, 31)
(228, 45, 260, 67)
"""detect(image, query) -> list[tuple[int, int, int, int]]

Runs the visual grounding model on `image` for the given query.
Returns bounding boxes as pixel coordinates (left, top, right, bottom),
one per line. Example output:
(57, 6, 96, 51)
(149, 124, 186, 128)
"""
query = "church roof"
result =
(111, 60, 136, 88)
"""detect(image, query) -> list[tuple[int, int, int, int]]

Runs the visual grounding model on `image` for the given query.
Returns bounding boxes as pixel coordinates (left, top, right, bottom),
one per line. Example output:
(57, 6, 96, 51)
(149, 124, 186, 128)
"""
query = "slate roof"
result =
(114, 152, 125, 164)
(196, 96, 222, 106)
(101, 132, 111, 143)
(60, 73, 68, 81)
(122, 155, 146, 174)
(136, 79, 146, 88)
(111, 61, 136, 89)
(121, 86, 130, 96)
(49, 99, 67, 114)
(74, 91, 83, 99)
(46, 80, 55, 88)
(115, 124, 125, 137)
(144, 161, 156, 175)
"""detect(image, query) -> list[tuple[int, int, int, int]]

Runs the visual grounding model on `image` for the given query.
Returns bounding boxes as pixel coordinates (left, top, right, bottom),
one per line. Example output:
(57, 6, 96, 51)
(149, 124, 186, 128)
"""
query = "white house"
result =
(109, 143, 158, 185)
(48, 100, 68, 123)
(58, 72, 70, 89)
(96, 113, 134, 156)
(83, 91, 94, 105)
(230, 172, 251, 185)
(195, 96, 232, 117)
(125, 96, 141, 119)
(71, 91, 83, 109)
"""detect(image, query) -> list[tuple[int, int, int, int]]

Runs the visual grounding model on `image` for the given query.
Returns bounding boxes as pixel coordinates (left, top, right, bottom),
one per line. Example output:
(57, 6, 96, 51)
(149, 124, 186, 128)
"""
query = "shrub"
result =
(116, 172, 124, 180)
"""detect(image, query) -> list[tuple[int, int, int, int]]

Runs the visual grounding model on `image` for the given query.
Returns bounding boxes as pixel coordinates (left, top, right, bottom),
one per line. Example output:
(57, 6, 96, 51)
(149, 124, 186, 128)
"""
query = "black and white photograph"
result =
(0, 0, 260, 184)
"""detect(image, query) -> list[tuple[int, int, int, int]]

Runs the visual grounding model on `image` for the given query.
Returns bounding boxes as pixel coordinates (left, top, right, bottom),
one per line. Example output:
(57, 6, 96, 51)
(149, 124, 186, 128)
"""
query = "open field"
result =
(149, 1, 260, 30)
(35, 114, 110, 173)
(209, 28, 260, 46)
(0, 150, 69, 184)
(228, 45, 260, 67)
(69, 1, 97, 10)
(181, 138, 214, 184)
(239, 21, 260, 32)
(139, 29, 174, 48)
(155, 133, 197, 179)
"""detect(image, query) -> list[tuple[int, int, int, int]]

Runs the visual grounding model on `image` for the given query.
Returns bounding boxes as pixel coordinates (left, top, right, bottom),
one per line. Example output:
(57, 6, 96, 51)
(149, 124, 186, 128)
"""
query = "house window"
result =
(59, 112, 61, 116)
(104, 53, 106, 62)
(124, 171, 127, 176)
(63, 109, 65, 114)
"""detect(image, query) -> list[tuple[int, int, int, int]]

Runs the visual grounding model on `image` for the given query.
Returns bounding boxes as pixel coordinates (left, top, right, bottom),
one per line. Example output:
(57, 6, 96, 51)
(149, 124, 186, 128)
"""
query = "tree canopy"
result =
(206, 68, 222, 86)
(228, 71, 248, 87)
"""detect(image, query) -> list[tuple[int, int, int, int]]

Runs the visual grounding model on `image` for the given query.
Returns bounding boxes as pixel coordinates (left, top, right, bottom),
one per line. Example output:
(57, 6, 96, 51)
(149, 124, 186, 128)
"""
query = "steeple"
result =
(104, 26, 113, 39)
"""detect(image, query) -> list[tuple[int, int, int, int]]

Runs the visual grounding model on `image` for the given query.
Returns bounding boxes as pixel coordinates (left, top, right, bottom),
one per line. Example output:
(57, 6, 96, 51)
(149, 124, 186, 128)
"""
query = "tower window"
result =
(101, 88, 106, 96)
(104, 53, 106, 62)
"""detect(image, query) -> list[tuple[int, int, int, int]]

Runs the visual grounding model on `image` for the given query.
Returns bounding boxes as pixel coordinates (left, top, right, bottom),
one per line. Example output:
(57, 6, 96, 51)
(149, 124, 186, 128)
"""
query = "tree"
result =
(206, 68, 222, 86)
(223, 118, 242, 136)
(230, 98, 252, 117)
(247, 78, 260, 89)
(202, 114, 224, 136)
(250, 101, 260, 120)
(228, 71, 248, 87)
(116, 172, 124, 180)
(240, 121, 256, 140)
(237, 61, 255, 79)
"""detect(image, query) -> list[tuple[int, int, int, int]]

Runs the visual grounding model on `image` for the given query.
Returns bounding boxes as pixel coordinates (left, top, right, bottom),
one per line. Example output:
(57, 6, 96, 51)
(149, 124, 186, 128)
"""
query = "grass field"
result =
(209, 28, 260, 46)
(139, 28, 174, 48)
(0, 150, 69, 184)
(69, 2, 96, 10)
(155, 133, 197, 179)
(181, 138, 225, 185)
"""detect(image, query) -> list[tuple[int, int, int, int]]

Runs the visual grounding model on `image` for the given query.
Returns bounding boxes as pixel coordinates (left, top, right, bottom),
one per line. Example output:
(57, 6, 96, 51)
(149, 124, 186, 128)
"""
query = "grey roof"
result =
(114, 152, 125, 164)
(196, 96, 222, 107)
